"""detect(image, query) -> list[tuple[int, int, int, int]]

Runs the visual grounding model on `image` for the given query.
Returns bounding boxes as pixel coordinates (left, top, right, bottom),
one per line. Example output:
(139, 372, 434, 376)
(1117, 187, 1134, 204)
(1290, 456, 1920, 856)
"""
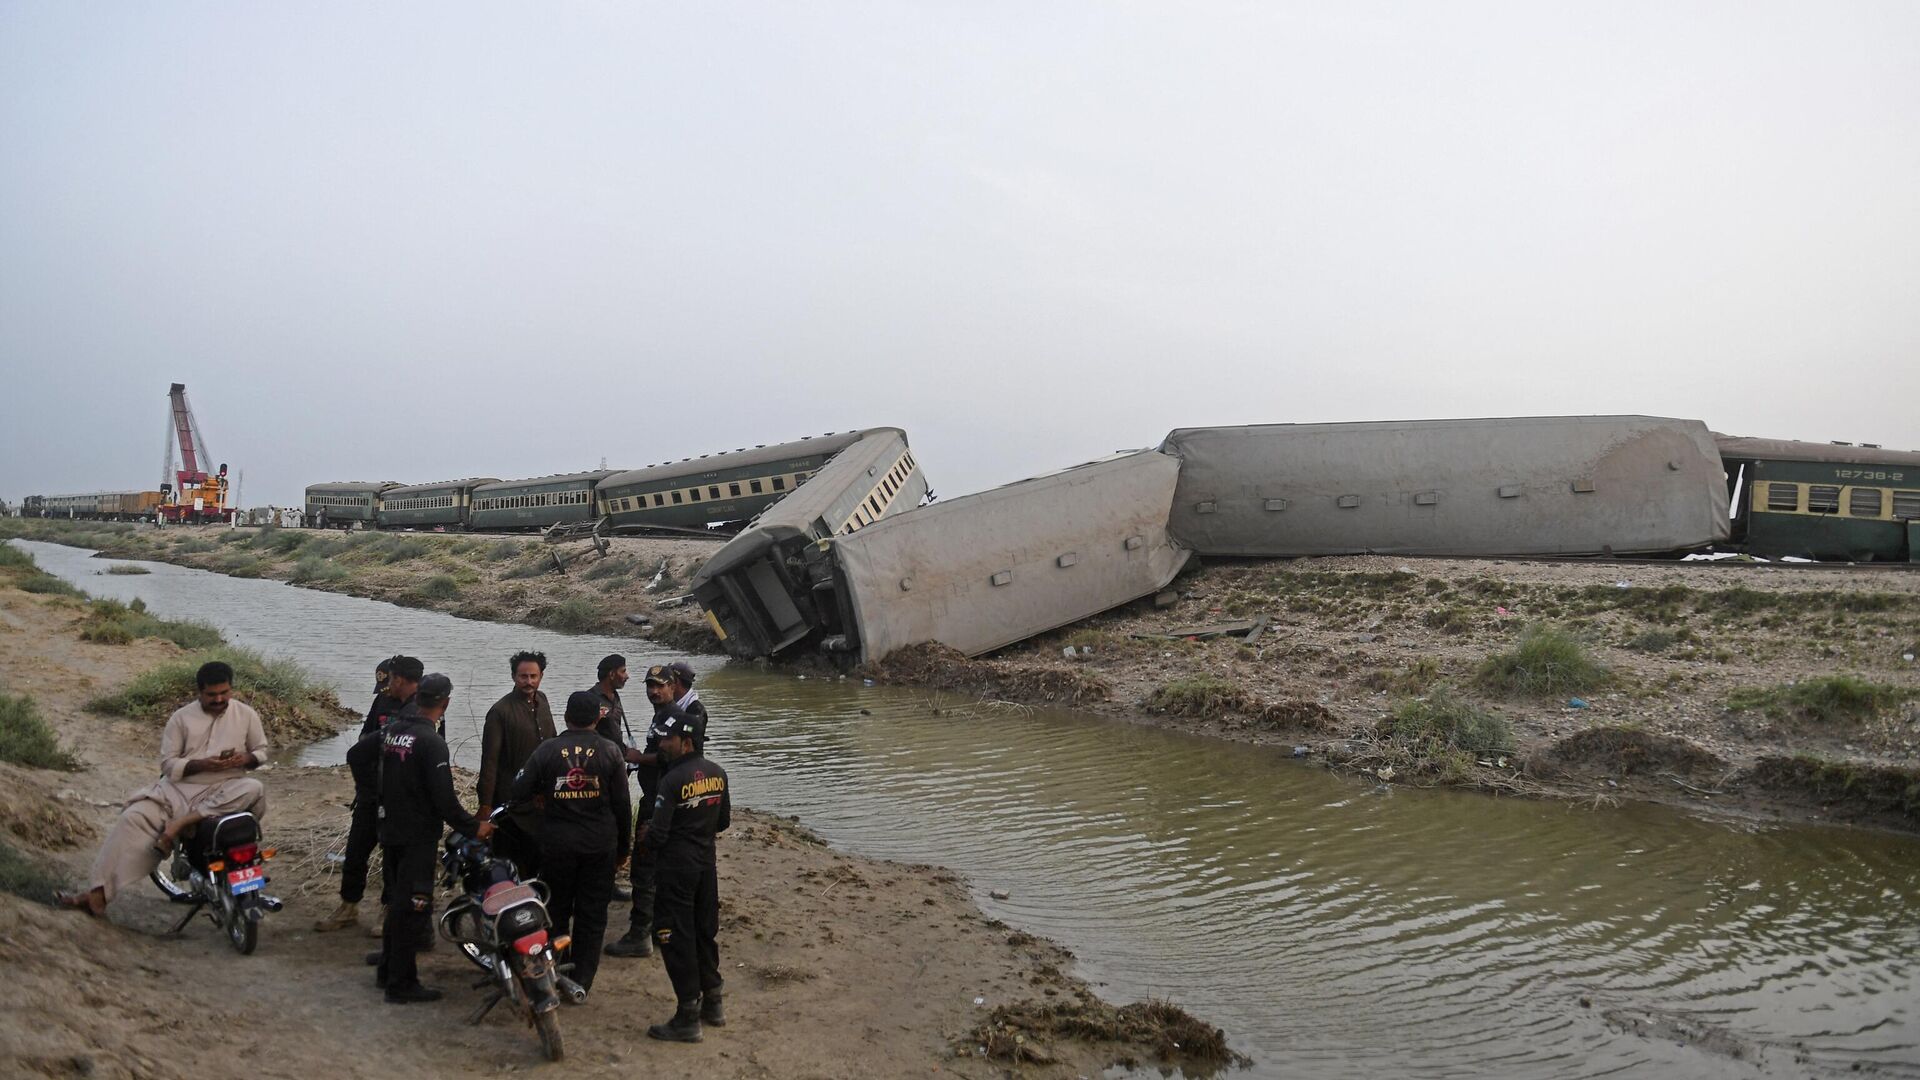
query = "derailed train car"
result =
(594, 431, 880, 534)
(690, 428, 929, 658)
(1715, 436, 1920, 561)
(376, 478, 499, 530)
(695, 448, 1188, 664)
(1160, 416, 1730, 557)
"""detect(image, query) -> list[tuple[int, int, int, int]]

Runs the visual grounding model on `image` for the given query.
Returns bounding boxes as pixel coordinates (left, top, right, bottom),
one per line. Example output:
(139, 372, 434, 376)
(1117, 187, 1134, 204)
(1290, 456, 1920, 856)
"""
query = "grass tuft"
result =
(0, 836, 66, 903)
(534, 597, 600, 632)
(1474, 625, 1607, 698)
(0, 693, 80, 770)
(87, 648, 348, 742)
(1727, 675, 1913, 726)
(1382, 689, 1514, 756)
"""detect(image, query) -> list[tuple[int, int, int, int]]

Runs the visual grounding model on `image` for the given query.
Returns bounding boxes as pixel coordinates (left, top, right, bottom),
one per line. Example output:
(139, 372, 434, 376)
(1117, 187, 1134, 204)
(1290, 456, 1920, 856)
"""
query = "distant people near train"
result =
(477, 651, 555, 878)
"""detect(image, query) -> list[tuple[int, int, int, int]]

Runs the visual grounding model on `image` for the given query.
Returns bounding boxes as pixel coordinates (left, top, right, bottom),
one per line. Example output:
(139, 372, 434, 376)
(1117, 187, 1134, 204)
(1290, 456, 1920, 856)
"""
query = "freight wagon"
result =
(32, 490, 165, 522)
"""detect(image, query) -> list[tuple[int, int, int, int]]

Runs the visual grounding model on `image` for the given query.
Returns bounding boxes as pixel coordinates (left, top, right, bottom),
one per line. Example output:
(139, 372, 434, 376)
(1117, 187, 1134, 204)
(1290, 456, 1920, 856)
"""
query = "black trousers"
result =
(377, 841, 438, 989)
(624, 842, 657, 936)
(543, 849, 617, 991)
(339, 799, 379, 904)
(652, 863, 721, 1004)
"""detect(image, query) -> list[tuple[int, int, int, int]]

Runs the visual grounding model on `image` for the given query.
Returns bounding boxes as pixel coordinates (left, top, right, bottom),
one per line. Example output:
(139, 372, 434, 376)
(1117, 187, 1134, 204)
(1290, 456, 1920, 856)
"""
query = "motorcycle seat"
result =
(481, 882, 540, 915)
(186, 812, 260, 871)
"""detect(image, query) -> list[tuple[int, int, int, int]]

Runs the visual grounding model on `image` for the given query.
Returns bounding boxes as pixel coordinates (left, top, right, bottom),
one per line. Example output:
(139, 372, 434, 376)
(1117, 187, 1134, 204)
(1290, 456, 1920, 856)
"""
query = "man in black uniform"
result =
(317, 655, 421, 933)
(605, 661, 709, 958)
(375, 673, 493, 1003)
(501, 690, 630, 997)
(591, 654, 633, 750)
(641, 711, 730, 1042)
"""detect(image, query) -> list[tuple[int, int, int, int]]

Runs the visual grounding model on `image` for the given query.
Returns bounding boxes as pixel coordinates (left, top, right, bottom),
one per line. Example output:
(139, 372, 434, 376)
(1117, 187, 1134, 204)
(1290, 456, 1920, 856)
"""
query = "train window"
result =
(670, 491, 682, 504)
(772, 477, 786, 491)
(709, 486, 721, 499)
(729, 483, 741, 497)
(1765, 483, 1799, 512)
(1807, 485, 1841, 514)
(1848, 488, 1884, 518)
(689, 488, 701, 502)
(749, 480, 763, 494)
(652, 494, 665, 507)
(1893, 491, 1920, 520)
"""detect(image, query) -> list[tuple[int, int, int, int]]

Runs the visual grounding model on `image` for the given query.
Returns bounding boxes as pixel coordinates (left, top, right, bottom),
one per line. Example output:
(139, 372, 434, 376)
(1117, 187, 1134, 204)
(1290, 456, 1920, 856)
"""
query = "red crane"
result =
(159, 382, 231, 524)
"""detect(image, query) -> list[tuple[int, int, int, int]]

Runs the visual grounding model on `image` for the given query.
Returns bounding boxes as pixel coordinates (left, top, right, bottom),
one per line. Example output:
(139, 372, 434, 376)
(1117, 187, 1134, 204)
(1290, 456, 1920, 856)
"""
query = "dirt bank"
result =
(0, 564, 1233, 1078)
(870, 555, 1920, 832)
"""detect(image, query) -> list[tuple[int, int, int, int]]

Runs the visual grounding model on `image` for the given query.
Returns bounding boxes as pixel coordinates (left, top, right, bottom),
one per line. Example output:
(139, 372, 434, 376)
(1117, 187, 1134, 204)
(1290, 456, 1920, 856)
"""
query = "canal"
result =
(16, 538, 1918, 1078)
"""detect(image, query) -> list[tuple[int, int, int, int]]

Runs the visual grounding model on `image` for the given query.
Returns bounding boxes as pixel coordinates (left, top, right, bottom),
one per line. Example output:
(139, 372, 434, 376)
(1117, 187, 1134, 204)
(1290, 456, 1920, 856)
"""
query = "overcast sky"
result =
(3, 2, 1915, 508)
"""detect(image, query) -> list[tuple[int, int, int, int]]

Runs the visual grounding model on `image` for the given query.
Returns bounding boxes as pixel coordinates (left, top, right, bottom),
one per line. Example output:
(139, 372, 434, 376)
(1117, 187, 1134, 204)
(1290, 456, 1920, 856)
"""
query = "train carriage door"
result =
(744, 560, 808, 649)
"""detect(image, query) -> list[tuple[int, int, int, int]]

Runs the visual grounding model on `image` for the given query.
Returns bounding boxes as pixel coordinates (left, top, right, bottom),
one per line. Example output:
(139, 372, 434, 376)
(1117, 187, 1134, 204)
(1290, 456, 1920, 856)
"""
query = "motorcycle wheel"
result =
(225, 901, 258, 955)
(534, 1008, 564, 1062)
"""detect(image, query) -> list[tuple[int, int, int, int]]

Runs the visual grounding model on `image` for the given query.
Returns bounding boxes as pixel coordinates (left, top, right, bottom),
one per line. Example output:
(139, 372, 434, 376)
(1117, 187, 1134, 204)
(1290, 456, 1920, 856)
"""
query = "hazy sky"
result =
(4, 2, 1915, 508)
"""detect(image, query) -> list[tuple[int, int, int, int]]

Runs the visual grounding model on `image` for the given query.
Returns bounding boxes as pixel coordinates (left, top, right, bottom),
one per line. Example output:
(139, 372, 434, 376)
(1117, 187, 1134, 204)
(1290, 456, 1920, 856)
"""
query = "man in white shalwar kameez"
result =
(59, 660, 268, 917)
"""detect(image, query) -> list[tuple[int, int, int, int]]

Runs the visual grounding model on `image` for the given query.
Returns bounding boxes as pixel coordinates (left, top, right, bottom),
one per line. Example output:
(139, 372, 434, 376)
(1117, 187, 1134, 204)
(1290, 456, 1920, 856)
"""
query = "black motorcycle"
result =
(150, 811, 282, 954)
(436, 829, 581, 1062)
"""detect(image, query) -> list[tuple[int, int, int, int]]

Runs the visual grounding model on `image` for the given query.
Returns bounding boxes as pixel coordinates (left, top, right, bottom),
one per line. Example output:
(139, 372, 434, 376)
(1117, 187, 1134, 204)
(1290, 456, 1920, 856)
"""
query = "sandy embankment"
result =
(0, 567, 1233, 1079)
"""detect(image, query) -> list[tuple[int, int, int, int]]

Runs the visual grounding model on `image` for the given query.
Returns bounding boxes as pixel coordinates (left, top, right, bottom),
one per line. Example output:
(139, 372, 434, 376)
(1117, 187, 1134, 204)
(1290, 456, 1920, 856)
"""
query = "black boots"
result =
(604, 929, 654, 958)
(647, 999, 703, 1042)
(700, 990, 725, 1027)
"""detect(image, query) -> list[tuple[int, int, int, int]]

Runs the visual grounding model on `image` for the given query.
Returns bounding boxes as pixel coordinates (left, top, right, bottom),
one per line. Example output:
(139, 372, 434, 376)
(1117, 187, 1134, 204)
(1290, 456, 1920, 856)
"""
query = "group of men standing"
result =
(315, 650, 730, 1040)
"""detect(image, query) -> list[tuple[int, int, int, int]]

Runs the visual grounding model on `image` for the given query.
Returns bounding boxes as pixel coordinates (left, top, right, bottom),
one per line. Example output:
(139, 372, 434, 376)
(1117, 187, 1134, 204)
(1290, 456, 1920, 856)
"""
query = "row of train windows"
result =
(384, 495, 457, 510)
(840, 452, 918, 535)
(604, 471, 813, 513)
(310, 495, 370, 507)
(475, 490, 593, 511)
(1761, 482, 1920, 519)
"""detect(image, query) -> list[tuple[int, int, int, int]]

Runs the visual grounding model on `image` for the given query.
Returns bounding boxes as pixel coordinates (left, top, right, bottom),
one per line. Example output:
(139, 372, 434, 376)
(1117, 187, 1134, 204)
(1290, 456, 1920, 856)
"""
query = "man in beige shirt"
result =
(59, 660, 269, 917)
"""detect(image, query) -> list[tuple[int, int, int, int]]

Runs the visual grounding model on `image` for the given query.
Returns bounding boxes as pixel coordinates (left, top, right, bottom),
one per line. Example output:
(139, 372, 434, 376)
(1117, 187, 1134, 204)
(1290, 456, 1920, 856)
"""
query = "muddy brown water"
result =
(17, 538, 1920, 1078)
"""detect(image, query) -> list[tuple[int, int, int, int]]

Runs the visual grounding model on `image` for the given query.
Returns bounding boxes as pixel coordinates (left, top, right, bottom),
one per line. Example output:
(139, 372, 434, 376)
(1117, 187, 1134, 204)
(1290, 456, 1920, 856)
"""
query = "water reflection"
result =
(17, 539, 1919, 1078)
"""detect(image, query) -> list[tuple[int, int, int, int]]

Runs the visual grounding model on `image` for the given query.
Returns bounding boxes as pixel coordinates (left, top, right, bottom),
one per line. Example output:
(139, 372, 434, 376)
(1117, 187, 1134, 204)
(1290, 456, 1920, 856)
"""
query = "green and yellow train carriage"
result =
(375, 478, 498, 530)
(1716, 437, 1920, 562)
(468, 471, 617, 532)
(594, 431, 873, 534)
(304, 482, 398, 527)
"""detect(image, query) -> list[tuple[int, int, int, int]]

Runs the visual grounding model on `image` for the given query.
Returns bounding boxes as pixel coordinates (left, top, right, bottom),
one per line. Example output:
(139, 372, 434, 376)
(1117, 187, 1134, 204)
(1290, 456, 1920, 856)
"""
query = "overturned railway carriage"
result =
(305, 482, 396, 527)
(1161, 416, 1730, 557)
(375, 478, 498, 530)
(696, 449, 1186, 664)
(1716, 437, 1920, 561)
(596, 431, 878, 534)
(691, 429, 930, 657)
(469, 471, 617, 532)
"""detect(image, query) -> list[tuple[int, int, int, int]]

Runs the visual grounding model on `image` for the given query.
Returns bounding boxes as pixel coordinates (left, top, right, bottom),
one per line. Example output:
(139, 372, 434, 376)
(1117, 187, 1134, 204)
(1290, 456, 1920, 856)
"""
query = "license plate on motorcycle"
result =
(227, 865, 264, 894)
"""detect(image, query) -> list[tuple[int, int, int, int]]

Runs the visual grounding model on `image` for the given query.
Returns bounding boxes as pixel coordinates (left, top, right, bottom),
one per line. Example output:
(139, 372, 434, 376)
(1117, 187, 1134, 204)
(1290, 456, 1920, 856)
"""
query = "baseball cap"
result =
(643, 665, 670, 686)
(417, 673, 453, 703)
(665, 661, 696, 687)
(655, 711, 697, 740)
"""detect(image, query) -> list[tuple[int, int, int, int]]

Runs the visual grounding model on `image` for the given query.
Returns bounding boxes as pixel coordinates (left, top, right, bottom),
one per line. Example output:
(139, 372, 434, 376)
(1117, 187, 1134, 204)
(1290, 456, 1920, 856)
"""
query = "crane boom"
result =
(169, 383, 204, 482)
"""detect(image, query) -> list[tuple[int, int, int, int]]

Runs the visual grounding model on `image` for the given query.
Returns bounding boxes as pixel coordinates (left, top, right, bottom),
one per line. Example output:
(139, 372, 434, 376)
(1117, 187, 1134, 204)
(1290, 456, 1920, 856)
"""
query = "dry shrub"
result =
(963, 996, 1246, 1072)
(1745, 756, 1920, 822)
(1541, 726, 1725, 778)
(866, 644, 1111, 706)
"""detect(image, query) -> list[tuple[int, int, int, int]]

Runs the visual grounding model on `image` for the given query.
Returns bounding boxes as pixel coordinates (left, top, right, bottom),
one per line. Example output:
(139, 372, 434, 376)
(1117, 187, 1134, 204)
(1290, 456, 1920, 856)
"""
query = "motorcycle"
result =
(436, 827, 582, 1062)
(150, 810, 282, 955)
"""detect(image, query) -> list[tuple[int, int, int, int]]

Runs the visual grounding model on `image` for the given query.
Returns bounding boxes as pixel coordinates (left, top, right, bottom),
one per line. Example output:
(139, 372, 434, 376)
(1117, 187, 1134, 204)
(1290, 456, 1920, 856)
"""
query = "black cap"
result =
(666, 661, 696, 687)
(565, 690, 604, 727)
(643, 664, 670, 685)
(655, 711, 696, 740)
(417, 673, 453, 703)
